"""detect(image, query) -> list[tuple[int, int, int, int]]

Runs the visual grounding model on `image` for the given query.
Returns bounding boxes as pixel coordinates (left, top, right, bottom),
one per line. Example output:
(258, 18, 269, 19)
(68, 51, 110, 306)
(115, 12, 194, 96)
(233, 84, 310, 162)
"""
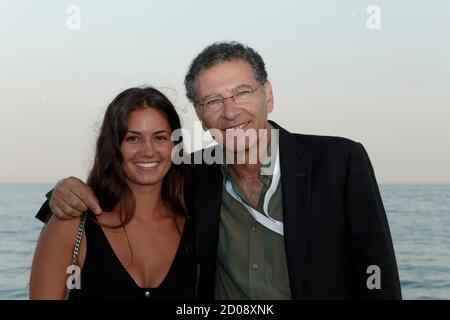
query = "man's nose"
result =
(222, 97, 240, 120)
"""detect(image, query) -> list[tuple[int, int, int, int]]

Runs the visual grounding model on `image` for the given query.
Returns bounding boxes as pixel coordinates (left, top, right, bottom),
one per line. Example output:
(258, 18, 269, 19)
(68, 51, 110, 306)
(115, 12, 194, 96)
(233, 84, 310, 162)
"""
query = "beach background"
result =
(1, 183, 449, 300)
(1, 0, 449, 300)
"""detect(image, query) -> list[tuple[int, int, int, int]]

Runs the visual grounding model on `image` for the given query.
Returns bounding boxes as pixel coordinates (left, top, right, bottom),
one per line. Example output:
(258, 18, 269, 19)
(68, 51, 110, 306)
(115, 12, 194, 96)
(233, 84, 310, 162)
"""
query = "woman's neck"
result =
(128, 182, 169, 221)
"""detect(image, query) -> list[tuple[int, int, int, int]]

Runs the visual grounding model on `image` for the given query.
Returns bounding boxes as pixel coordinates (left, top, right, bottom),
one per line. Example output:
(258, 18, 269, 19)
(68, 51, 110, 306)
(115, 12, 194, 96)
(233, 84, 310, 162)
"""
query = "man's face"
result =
(195, 59, 274, 153)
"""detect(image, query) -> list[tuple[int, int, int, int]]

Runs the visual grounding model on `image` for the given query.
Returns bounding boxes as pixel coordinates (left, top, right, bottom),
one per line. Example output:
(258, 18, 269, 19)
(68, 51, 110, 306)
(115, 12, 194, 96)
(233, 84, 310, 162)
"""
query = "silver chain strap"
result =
(65, 212, 88, 300)
(71, 212, 87, 266)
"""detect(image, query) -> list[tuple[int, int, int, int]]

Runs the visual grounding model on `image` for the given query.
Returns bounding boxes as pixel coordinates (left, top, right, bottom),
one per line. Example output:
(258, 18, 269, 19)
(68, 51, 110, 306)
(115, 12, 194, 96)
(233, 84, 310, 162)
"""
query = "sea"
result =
(0, 183, 449, 300)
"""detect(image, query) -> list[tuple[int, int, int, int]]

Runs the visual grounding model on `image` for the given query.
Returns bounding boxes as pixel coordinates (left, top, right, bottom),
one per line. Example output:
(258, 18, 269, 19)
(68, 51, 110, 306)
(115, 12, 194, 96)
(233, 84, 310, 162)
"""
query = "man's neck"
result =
(227, 124, 272, 182)
(228, 162, 261, 182)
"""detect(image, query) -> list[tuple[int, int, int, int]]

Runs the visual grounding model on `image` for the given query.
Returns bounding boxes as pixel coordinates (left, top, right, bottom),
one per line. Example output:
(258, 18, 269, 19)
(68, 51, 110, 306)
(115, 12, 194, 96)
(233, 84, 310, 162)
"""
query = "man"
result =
(36, 41, 402, 299)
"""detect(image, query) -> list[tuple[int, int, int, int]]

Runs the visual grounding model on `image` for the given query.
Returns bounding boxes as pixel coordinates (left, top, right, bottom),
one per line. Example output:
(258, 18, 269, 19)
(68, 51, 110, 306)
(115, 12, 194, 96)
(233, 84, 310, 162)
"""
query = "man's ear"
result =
(263, 81, 274, 113)
(200, 121, 207, 131)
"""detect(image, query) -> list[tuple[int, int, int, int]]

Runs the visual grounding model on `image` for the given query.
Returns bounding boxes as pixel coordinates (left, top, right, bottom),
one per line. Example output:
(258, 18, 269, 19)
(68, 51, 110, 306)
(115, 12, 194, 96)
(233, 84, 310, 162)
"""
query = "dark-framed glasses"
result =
(197, 85, 260, 112)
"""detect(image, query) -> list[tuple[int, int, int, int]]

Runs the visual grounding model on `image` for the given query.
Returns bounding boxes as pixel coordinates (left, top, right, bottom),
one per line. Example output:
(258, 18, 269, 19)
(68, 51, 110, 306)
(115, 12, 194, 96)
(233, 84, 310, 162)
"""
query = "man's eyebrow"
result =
(201, 84, 254, 101)
(200, 93, 221, 101)
(231, 84, 253, 91)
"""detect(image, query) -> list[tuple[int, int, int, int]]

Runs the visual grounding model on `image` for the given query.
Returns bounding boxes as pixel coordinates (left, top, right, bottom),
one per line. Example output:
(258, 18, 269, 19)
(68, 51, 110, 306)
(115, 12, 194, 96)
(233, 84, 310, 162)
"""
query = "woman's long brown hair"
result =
(86, 87, 187, 228)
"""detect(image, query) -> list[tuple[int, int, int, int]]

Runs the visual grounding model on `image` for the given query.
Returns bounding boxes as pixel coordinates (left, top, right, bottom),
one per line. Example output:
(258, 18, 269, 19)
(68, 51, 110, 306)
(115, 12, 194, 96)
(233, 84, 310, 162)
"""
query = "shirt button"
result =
(252, 226, 257, 232)
(252, 263, 258, 270)
(145, 291, 150, 298)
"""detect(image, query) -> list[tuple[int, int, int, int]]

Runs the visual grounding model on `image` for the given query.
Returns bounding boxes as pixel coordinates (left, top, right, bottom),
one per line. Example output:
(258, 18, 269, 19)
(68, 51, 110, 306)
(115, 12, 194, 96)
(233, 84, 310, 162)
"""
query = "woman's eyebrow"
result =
(153, 130, 171, 135)
(126, 130, 142, 135)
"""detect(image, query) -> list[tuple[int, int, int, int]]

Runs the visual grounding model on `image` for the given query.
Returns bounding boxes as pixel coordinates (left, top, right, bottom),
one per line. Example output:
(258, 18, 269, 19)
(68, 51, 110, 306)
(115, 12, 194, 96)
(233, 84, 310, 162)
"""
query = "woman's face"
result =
(120, 107, 174, 190)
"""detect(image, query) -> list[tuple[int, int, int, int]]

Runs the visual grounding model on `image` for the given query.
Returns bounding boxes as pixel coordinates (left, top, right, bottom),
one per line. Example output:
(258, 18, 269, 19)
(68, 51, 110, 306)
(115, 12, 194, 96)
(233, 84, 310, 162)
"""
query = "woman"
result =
(30, 87, 196, 299)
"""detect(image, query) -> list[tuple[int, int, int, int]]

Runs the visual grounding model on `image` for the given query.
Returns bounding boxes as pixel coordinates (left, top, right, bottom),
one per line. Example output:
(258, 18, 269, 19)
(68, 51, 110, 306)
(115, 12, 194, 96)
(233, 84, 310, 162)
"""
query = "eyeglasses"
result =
(197, 85, 260, 112)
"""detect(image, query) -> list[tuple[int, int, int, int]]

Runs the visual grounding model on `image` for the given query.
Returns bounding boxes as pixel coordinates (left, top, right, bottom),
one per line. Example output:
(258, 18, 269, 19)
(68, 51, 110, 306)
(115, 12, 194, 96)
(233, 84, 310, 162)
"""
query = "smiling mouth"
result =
(134, 162, 159, 170)
(224, 121, 250, 131)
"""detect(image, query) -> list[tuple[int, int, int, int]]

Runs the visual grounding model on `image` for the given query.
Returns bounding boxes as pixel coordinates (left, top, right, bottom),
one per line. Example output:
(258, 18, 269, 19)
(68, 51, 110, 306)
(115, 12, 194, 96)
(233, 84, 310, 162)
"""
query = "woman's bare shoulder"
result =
(30, 214, 86, 299)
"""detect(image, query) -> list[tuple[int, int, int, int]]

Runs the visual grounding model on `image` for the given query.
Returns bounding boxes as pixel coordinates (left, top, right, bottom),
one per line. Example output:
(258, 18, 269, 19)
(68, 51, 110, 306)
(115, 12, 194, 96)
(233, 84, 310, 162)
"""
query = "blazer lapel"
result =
(194, 149, 223, 299)
(275, 121, 312, 300)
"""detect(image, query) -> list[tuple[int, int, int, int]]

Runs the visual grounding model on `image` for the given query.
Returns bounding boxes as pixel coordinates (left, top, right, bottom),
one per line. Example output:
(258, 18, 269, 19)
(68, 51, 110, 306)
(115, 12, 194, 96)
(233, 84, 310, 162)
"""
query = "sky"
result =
(0, 0, 449, 183)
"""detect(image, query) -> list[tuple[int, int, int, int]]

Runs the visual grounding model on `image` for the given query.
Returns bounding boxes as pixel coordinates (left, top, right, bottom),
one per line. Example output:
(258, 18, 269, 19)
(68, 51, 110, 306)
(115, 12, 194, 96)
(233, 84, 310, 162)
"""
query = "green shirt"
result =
(214, 133, 292, 300)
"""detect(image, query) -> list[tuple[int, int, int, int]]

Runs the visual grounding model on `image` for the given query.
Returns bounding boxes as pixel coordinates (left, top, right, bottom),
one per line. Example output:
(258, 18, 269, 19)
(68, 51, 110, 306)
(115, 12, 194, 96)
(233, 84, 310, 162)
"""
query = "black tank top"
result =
(68, 212, 197, 300)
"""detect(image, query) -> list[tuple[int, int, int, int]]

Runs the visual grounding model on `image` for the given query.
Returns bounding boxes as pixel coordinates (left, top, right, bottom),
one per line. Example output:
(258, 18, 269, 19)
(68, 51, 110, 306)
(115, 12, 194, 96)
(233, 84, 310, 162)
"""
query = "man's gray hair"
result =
(184, 41, 268, 105)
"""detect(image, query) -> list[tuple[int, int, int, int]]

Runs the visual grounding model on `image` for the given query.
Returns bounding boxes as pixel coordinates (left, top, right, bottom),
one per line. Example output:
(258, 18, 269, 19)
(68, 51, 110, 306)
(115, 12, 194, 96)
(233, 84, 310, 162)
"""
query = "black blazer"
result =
(188, 121, 402, 300)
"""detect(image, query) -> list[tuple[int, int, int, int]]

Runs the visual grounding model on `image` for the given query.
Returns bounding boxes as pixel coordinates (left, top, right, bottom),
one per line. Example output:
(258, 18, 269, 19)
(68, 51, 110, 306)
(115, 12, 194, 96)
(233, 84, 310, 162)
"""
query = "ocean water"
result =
(0, 183, 449, 300)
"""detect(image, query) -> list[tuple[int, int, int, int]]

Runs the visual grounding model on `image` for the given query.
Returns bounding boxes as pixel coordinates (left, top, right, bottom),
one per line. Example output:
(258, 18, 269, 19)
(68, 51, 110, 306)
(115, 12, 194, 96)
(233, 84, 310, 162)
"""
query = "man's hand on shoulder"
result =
(49, 177, 102, 220)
